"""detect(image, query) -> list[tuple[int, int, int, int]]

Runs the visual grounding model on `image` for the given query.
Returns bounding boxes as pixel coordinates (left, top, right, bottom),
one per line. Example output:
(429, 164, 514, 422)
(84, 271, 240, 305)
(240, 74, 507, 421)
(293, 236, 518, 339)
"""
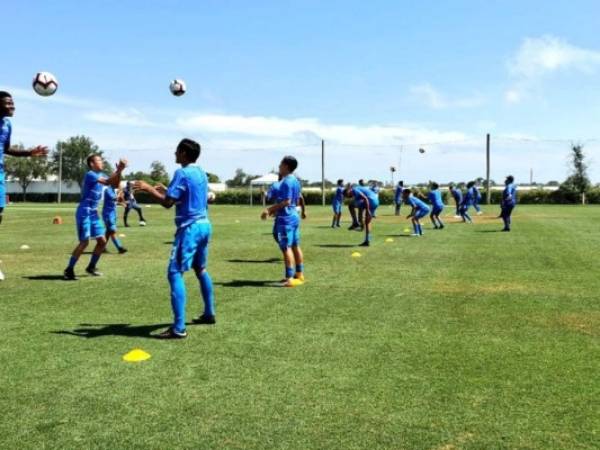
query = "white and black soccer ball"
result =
(207, 192, 216, 203)
(169, 79, 186, 97)
(418, 148, 426, 154)
(32, 72, 58, 96)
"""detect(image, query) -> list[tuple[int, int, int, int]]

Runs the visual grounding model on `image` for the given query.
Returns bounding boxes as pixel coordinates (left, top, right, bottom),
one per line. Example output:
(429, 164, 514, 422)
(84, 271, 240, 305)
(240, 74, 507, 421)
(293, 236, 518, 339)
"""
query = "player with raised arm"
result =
(64, 155, 127, 280)
(134, 139, 215, 339)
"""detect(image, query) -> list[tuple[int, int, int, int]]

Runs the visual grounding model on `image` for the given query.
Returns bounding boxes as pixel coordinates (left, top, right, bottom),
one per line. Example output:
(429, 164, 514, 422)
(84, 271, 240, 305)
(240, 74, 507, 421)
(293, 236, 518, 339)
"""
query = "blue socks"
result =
(111, 237, 123, 250)
(285, 266, 294, 279)
(198, 270, 215, 317)
(168, 271, 187, 333)
(67, 256, 78, 269)
(296, 263, 304, 274)
(89, 253, 101, 269)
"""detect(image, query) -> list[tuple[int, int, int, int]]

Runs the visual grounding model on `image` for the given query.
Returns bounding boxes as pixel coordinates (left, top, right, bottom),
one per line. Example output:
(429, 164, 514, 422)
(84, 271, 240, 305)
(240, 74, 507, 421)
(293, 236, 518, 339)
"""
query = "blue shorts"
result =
(332, 201, 342, 214)
(168, 220, 212, 273)
(414, 208, 430, 220)
(0, 180, 5, 208)
(103, 212, 117, 233)
(76, 210, 105, 242)
(431, 205, 444, 215)
(367, 200, 379, 218)
(276, 223, 300, 251)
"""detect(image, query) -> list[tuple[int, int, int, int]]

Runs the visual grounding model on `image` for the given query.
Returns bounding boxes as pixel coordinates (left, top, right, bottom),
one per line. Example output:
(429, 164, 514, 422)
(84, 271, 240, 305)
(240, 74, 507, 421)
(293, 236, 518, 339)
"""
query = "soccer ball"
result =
(32, 72, 58, 96)
(418, 148, 426, 154)
(169, 79, 186, 96)
(207, 192, 216, 203)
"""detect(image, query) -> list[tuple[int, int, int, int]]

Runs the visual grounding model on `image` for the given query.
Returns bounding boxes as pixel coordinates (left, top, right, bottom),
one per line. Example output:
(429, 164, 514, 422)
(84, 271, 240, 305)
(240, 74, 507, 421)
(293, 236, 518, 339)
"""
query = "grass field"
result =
(0, 203, 598, 449)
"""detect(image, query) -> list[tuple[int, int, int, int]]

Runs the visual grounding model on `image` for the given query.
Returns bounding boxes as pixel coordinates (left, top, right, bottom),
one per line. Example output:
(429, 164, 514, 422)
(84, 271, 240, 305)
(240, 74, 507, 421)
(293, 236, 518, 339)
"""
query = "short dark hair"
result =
(467, 181, 475, 188)
(431, 182, 439, 190)
(402, 188, 412, 195)
(337, 178, 344, 186)
(0, 91, 12, 101)
(281, 156, 298, 172)
(398, 180, 404, 186)
(177, 138, 201, 162)
(86, 154, 101, 168)
(506, 175, 514, 183)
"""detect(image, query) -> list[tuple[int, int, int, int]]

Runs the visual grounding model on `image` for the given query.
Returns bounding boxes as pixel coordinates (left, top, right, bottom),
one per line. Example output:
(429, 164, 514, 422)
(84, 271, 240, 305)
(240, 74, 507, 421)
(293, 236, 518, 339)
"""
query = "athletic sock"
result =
(168, 271, 187, 332)
(296, 263, 304, 275)
(111, 237, 123, 250)
(67, 255, 78, 269)
(198, 270, 215, 317)
(89, 253, 101, 269)
(285, 266, 294, 279)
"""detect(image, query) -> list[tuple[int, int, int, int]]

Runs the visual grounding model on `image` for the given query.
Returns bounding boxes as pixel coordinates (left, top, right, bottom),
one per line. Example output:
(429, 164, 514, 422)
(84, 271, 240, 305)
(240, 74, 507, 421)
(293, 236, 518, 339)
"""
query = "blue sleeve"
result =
(166, 169, 186, 200)
(279, 179, 292, 201)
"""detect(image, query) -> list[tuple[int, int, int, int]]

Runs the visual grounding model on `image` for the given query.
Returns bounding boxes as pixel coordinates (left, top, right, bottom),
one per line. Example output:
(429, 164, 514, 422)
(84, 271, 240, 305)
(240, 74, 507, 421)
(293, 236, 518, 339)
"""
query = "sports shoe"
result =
(477, 211, 483, 215)
(358, 241, 370, 247)
(0, 269, 5, 281)
(157, 327, 187, 339)
(294, 273, 305, 282)
(439, 224, 445, 229)
(410, 233, 420, 237)
(85, 266, 103, 277)
(282, 278, 303, 287)
(63, 267, 77, 280)
(348, 224, 359, 230)
(192, 315, 216, 325)
(139, 221, 146, 227)
(118, 247, 128, 254)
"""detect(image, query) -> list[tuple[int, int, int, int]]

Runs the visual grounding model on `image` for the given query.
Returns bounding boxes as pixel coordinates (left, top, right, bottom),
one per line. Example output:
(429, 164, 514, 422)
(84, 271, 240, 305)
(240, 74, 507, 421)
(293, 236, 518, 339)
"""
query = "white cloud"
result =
(410, 83, 484, 110)
(84, 109, 157, 127)
(505, 35, 600, 104)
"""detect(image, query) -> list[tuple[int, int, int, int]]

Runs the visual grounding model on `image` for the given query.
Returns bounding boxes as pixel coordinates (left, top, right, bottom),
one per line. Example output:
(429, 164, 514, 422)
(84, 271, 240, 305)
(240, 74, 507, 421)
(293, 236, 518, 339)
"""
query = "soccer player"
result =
(473, 182, 483, 215)
(134, 139, 215, 339)
(331, 179, 344, 228)
(0, 91, 48, 281)
(123, 181, 147, 227)
(500, 175, 517, 232)
(403, 188, 431, 236)
(394, 180, 404, 216)
(102, 185, 127, 254)
(448, 183, 463, 217)
(266, 176, 282, 243)
(427, 182, 445, 229)
(460, 181, 475, 223)
(344, 182, 379, 246)
(64, 155, 127, 280)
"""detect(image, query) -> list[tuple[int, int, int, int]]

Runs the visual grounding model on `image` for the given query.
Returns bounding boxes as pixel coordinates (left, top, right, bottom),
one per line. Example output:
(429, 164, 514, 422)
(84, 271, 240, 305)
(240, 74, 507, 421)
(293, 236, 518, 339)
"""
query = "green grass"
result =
(0, 203, 598, 449)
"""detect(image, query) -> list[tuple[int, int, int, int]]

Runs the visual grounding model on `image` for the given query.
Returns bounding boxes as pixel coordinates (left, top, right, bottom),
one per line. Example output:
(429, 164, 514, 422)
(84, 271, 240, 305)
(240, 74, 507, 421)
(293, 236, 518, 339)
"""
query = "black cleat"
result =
(85, 266, 103, 277)
(156, 327, 187, 339)
(358, 241, 370, 247)
(63, 268, 78, 281)
(118, 247, 128, 254)
(348, 224, 358, 230)
(192, 315, 216, 325)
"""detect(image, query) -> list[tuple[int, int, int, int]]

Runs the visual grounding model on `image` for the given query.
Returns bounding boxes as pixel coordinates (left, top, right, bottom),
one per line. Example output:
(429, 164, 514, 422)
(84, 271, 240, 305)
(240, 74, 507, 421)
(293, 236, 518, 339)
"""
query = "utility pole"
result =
(485, 133, 491, 204)
(321, 139, 325, 207)
(530, 168, 533, 185)
(57, 145, 63, 204)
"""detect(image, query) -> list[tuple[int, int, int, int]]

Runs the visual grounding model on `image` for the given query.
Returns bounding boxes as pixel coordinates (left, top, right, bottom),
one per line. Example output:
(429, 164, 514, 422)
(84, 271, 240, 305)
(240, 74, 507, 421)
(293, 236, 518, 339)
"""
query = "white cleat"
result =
(0, 269, 5, 281)
(139, 221, 146, 227)
(477, 211, 483, 215)
(410, 233, 420, 237)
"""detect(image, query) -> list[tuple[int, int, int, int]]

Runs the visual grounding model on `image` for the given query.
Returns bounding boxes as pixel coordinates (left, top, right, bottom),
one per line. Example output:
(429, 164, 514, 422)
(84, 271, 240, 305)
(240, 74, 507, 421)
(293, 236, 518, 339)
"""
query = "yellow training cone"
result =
(118, 234, 126, 238)
(403, 228, 410, 233)
(385, 238, 394, 243)
(123, 348, 151, 362)
(351, 252, 362, 258)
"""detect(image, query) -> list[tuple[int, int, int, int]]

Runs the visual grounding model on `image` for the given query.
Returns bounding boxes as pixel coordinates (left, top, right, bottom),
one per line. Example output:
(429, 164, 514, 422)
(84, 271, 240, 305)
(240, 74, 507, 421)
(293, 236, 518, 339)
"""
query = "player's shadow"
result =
(314, 244, 356, 248)
(24, 275, 69, 281)
(216, 280, 281, 288)
(384, 234, 412, 238)
(51, 323, 170, 339)
(164, 241, 174, 245)
(227, 258, 280, 264)
(474, 230, 504, 233)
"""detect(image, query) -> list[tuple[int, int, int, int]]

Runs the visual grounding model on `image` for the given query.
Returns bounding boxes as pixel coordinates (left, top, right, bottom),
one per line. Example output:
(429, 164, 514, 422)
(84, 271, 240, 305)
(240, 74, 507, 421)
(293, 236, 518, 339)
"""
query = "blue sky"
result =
(3, 0, 600, 183)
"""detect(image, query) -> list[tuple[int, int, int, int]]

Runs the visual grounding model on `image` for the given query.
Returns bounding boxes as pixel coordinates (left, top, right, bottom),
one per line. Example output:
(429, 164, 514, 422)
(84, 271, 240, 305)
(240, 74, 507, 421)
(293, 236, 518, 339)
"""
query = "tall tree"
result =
(560, 144, 590, 204)
(5, 144, 50, 200)
(51, 136, 107, 188)
(226, 168, 259, 187)
(149, 160, 169, 185)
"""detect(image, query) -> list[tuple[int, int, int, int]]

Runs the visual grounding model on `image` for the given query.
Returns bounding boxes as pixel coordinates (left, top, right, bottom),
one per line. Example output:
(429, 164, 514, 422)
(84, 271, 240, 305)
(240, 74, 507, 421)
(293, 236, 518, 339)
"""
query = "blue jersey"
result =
(502, 183, 517, 206)
(0, 117, 12, 182)
(370, 185, 381, 196)
(352, 186, 379, 205)
(78, 170, 107, 212)
(462, 187, 475, 206)
(102, 186, 118, 218)
(394, 186, 403, 203)
(123, 185, 137, 204)
(275, 174, 301, 226)
(266, 181, 281, 202)
(333, 186, 344, 204)
(406, 195, 430, 213)
(427, 189, 444, 208)
(473, 186, 482, 202)
(451, 188, 463, 203)
(167, 165, 209, 229)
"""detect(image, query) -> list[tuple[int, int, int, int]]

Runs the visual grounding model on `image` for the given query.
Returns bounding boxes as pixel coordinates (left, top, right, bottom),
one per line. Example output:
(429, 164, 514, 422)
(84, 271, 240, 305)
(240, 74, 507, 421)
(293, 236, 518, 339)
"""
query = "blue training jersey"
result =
(451, 188, 463, 203)
(474, 186, 482, 202)
(406, 195, 430, 212)
(427, 189, 444, 208)
(266, 181, 281, 202)
(333, 186, 344, 204)
(102, 186, 118, 217)
(167, 165, 209, 229)
(352, 185, 379, 205)
(502, 183, 517, 206)
(394, 186, 403, 203)
(79, 170, 107, 211)
(0, 117, 12, 182)
(275, 174, 301, 226)
(462, 187, 475, 206)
